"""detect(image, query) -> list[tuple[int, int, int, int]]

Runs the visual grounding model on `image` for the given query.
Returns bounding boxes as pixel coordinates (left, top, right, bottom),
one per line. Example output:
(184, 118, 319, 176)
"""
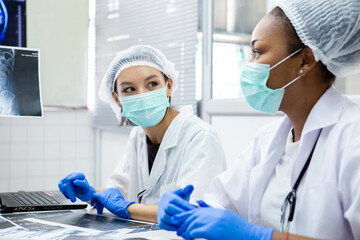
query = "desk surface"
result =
(0, 208, 181, 240)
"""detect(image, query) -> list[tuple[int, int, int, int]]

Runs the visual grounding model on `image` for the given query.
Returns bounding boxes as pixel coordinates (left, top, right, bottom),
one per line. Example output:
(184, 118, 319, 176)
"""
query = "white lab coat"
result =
(204, 86, 360, 239)
(107, 106, 227, 205)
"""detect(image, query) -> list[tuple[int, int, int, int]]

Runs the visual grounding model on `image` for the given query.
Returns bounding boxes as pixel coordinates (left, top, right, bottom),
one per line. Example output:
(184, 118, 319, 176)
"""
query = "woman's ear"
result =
(112, 92, 122, 108)
(299, 46, 317, 77)
(166, 78, 173, 97)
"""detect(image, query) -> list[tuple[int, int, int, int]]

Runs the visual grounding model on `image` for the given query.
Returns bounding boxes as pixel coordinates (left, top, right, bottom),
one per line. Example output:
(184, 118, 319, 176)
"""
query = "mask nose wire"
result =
(269, 48, 303, 70)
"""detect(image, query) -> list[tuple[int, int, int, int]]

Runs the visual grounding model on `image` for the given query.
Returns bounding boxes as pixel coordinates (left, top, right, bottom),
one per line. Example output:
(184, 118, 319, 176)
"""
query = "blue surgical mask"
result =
(119, 87, 170, 127)
(240, 49, 302, 114)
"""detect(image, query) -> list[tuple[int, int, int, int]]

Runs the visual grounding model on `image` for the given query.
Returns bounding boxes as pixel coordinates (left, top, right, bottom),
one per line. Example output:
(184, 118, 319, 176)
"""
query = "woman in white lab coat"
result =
(58, 45, 226, 222)
(157, 0, 360, 239)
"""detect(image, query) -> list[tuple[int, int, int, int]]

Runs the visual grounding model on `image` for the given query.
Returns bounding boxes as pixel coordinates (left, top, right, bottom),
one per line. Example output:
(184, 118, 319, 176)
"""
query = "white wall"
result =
(212, 115, 281, 167)
(98, 130, 130, 188)
(26, 0, 89, 107)
(0, 110, 94, 192)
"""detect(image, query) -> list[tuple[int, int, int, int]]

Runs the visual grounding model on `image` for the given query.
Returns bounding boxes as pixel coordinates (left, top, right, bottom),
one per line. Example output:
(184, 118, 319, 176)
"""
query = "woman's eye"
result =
(123, 87, 135, 93)
(251, 50, 260, 59)
(148, 81, 158, 88)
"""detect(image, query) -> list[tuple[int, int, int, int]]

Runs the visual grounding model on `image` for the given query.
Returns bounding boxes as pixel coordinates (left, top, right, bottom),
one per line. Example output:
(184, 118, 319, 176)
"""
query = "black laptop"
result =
(0, 191, 88, 213)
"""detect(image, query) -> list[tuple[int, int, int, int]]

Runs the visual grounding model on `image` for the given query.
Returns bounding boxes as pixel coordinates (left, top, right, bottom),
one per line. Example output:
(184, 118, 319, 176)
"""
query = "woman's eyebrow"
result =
(119, 75, 159, 86)
(120, 81, 133, 86)
(144, 75, 159, 81)
(251, 39, 261, 47)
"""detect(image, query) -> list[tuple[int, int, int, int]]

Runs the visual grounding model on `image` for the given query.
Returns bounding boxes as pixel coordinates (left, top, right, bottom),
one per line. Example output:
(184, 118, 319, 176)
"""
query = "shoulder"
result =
(321, 87, 360, 136)
(258, 116, 285, 134)
(321, 99, 360, 168)
(179, 113, 220, 140)
(128, 126, 146, 142)
(333, 100, 360, 139)
(253, 116, 287, 144)
(339, 99, 360, 124)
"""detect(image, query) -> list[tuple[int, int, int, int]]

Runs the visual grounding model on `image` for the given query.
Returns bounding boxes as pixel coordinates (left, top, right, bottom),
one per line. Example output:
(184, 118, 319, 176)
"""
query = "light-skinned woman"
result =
(58, 45, 226, 223)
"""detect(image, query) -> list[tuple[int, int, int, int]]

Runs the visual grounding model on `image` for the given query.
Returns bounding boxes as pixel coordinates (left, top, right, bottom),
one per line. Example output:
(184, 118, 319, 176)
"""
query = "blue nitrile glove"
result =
(58, 172, 96, 202)
(172, 206, 274, 240)
(196, 200, 211, 208)
(157, 185, 197, 231)
(90, 188, 136, 219)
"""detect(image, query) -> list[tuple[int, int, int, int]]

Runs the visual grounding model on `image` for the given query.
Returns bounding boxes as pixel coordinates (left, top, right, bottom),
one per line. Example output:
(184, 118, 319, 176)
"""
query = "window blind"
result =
(93, 0, 198, 131)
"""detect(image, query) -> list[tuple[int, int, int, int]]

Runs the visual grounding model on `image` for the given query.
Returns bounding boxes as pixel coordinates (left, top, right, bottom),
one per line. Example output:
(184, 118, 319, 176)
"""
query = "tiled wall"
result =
(0, 110, 95, 192)
(99, 130, 130, 187)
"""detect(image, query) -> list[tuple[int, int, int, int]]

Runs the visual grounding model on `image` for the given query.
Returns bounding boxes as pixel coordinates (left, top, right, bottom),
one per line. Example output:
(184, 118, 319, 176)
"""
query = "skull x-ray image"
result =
(0, 0, 26, 47)
(0, 46, 42, 117)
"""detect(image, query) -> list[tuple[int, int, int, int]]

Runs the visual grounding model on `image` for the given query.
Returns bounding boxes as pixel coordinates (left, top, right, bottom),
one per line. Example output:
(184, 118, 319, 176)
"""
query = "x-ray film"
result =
(0, 45, 42, 117)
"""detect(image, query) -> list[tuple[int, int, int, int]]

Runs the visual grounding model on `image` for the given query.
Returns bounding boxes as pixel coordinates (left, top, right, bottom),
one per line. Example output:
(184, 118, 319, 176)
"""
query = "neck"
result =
(282, 82, 331, 142)
(143, 108, 178, 144)
(287, 108, 311, 142)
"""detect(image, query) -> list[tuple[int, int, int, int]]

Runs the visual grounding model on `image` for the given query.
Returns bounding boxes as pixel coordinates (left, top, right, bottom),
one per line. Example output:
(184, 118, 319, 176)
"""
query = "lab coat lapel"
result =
(248, 117, 291, 224)
(138, 130, 150, 186)
(145, 107, 192, 192)
(291, 86, 344, 186)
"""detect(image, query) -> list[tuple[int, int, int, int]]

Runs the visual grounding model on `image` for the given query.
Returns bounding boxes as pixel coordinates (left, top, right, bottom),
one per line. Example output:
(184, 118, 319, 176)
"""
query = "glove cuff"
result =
(121, 201, 136, 219)
(258, 227, 274, 240)
(247, 222, 274, 240)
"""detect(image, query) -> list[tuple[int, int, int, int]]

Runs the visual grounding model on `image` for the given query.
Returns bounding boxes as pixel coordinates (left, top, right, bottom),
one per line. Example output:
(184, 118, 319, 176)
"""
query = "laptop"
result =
(0, 191, 88, 213)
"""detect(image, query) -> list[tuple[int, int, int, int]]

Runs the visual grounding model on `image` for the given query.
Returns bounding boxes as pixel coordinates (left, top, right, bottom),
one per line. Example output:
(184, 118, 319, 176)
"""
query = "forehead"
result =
(116, 65, 163, 82)
(252, 14, 289, 47)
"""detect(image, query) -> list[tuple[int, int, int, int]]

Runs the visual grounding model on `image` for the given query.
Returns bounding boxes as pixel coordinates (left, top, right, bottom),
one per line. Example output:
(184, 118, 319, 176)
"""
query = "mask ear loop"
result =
(269, 48, 303, 89)
(270, 48, 303, 70)
(113, 93, 123, 115)
(115, 92, 120, 101)
(281, 76, 301, 89)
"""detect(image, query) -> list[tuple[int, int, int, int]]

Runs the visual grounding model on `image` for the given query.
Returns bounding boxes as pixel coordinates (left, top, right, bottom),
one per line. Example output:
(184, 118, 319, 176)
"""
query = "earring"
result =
(299, 69, 304, 74)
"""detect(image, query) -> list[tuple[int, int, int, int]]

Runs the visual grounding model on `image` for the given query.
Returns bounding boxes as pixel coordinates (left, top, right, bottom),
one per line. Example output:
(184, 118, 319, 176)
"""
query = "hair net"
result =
(98, 45, 179, 122)
(275, 0, 360, 78)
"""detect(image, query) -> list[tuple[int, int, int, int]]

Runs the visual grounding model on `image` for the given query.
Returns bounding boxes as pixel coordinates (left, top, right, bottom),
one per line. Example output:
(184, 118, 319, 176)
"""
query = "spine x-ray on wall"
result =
(0, 46, 42, 117)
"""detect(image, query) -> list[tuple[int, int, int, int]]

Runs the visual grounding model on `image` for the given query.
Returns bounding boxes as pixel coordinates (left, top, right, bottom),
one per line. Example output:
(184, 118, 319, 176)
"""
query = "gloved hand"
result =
(58, 172, 96, 202)
(157, 185, 197, 231)
(90, 188, 136, 219)
(172, 207, 274, 240)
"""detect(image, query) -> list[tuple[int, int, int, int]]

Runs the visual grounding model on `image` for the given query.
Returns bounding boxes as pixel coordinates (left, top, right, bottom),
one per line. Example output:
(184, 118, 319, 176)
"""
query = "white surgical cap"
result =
(98, 45, 179, 122)
(276, 0, 360, 78)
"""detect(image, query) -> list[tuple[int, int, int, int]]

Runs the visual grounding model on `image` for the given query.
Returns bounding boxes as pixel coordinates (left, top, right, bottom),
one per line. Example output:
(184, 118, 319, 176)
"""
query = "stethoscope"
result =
(137, 189, 146, 203)
(280, 129, 323, 232)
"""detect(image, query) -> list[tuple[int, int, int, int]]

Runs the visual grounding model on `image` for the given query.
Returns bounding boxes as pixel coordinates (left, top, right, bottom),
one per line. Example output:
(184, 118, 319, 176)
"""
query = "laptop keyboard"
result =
(10, 192, 60, 206)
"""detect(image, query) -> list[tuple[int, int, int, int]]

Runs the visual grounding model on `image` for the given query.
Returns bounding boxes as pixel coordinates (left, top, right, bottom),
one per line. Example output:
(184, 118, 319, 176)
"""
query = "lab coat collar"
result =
(143, 105, 194, 193)
(160, 105, 194, 150)
(248, 116, 291, 224)
(291, 86, 345, 187)
(301, 86, 344, 136)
